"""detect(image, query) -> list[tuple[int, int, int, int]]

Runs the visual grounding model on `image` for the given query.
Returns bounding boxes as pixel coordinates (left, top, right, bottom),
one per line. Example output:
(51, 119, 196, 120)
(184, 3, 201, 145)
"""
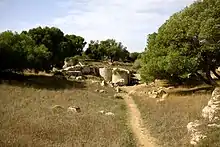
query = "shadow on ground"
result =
(0, 72, 85, 90)
(169, 86, 214, 95)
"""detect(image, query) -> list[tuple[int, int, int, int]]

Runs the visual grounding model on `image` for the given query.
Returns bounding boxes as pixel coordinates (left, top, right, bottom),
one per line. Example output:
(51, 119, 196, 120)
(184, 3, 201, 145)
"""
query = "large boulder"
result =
(112, 68, 130, 86)
(99, 67, 112, 82)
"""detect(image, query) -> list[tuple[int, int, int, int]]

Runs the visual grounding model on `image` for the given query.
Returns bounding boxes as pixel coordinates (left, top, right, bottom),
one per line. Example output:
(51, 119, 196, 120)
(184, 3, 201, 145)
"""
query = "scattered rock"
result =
(67, 106, 81, 113)
(166, 86, 175, 90)
(207, 123, 220, 128)
(99, 110, 105, 114)
(101, 80, 106, 86)
(156, 98, 165, 103)
(76, 76, 83, 80)
(114, 94, 123, 99)
(69, 76, 76, 79)
(91, 80, 99, 84)
(187, 120, 207, 145)
(99, 90, 106, 93)
(115, 87, 120, 93)
(162, 93, 169, 99)
(105, 112, 115, 116)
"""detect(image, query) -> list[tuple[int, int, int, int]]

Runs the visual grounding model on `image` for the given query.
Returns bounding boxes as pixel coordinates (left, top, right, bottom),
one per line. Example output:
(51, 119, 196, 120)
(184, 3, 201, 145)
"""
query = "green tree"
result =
(85, 40, 104, 60)
(141, 0, 220, 85)
(85, 39, 129, 62)
(129, 52, 141, 62)
(27, 26, 86, 67)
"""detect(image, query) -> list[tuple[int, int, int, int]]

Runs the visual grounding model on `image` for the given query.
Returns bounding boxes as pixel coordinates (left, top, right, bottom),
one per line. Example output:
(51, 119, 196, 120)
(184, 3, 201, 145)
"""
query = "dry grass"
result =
(131, 87, 212, 147)
(0, 76, 135, 147)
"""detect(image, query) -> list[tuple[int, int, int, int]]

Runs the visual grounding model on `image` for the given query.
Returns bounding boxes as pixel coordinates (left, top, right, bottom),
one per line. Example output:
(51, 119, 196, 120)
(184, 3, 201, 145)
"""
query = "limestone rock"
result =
(105, 112, 115, 116)
(101, 80, 106, 86)
(99, 90, 106, 93)
(67, 106, 81, 113)
(99, 67, 112, 82)
(76, 76, 83, 80)
(187, 120, 207, 145)
(112, 68, 130, 86)
(115, 87, 120, 93)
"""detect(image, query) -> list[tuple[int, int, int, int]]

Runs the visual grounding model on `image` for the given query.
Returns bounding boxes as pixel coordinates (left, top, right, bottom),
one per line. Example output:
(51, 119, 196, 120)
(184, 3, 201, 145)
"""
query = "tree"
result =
(27, 26, 86, 67)
(85, 39, 129, 62)
(141, 0, 220, 85)
(0, 31, 52, 72)
(85, 40, 104, 60)
(26, 44, 52, 72)
(129, 52, 141, 62)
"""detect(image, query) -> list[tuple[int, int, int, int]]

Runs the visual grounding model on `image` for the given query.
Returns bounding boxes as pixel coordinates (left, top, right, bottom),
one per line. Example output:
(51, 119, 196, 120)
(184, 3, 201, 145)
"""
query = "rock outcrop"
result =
(187, 87, 220, 146)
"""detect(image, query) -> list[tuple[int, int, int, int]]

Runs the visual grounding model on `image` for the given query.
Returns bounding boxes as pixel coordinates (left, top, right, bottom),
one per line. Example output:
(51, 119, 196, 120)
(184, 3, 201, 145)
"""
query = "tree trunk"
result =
(195, 72, 212, 85)
(206, 69, 218, 86)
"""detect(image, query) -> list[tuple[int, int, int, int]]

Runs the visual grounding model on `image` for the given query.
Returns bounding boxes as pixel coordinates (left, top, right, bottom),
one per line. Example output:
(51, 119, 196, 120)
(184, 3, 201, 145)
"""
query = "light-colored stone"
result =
(99, 110, 105, 114)
(156, 98, 165, 103)
(99, 67, 112, 82)
(67, 106, 81, 113)
(101, 80, 106, 86)
(190, 132, 207, 145)
(166, 86, 175, 90)
(162, 93, 169, 99)
(76, 76, 83, 80)
(105, 112, 115, 116)
(99, 90, 106, 93)
(112, 68, 130, 86)
(187, 120, 207, 145)
(115, 87, 120, 93)
(212, 87, 220, 97)
(207, 123, 220, 128)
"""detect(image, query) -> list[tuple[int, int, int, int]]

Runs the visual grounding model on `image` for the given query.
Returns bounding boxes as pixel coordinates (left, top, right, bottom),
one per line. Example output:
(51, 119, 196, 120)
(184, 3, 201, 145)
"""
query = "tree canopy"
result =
(141, 0, 220, 85)
(0, 26, 136, 74)
(85, 39, 130, 62)
(0, 27, 86, 72)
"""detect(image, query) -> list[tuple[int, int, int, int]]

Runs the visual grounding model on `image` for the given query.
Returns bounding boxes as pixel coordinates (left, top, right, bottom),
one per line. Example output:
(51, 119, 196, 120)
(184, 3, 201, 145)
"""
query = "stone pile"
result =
(148, 87, 169, 101)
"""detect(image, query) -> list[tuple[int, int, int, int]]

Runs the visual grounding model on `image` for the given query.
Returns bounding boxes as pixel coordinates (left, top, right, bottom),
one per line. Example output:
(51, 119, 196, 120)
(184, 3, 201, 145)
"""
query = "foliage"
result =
(129, 52, 141, 62)
(27, 27, 86, 67)
(141, 0, 220, 85)
(85, 39, 129, 62)
(0, 26, 86, 72)
(133, 59, 142, 70)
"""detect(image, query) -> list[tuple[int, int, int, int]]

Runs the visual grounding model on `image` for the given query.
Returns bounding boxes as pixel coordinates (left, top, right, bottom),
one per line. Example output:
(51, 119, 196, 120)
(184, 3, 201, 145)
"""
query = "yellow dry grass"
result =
(0, 75, 135, 147)
(131, 86, 213, 147)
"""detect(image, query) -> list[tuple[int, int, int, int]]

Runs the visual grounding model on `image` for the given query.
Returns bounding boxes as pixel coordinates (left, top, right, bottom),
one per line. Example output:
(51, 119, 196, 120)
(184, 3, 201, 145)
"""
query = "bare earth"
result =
(122, 85, 158, 147)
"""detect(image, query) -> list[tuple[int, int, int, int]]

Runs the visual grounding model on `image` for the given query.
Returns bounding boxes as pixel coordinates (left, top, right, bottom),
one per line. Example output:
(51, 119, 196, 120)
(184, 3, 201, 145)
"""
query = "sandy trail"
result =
(122, 85, 158, 147)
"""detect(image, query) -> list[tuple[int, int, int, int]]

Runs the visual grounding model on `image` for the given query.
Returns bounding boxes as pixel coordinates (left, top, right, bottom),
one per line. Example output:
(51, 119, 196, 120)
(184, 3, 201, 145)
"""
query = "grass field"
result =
(131, 86, 213, 147)
(0, 75, 136, 147)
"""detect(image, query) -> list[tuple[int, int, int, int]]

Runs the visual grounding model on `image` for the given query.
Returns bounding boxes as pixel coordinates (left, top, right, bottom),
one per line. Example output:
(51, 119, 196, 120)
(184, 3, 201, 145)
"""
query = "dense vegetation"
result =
(0, 27, 86, 72)
(0, 27, 139, 73)
(140, 0, 220, 85)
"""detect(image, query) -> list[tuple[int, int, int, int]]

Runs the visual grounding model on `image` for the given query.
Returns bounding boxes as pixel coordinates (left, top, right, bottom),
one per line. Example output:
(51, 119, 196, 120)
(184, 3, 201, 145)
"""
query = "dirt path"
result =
(121, 85, 158, 147)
